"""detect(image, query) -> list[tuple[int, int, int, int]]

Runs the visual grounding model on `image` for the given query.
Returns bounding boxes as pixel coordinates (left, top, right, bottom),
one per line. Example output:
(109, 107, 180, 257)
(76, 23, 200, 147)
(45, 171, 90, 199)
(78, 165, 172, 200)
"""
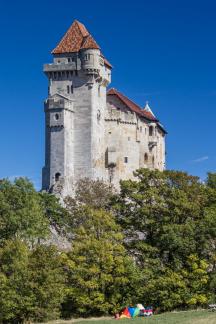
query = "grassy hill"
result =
(44, 310, 216, 324)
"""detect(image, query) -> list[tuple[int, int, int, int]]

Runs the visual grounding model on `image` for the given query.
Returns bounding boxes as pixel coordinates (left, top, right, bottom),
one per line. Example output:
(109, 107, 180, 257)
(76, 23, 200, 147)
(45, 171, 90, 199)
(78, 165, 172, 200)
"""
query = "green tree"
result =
(207, 172, 216, 189)
(0, 240, 66, 323)
(0, 178, 49, 245)
(113, 169, 216, 310)
(62, 207, 136, 317)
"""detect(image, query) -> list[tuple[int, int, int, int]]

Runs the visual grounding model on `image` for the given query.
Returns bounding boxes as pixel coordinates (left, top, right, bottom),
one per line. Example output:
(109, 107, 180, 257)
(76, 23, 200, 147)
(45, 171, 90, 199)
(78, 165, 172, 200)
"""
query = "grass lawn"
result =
(43, 310, 216, 324)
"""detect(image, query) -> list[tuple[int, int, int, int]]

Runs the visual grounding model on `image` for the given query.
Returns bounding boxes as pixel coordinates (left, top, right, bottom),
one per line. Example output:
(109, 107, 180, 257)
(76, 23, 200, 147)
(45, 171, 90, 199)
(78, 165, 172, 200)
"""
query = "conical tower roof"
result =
(52, 20, 100, 54)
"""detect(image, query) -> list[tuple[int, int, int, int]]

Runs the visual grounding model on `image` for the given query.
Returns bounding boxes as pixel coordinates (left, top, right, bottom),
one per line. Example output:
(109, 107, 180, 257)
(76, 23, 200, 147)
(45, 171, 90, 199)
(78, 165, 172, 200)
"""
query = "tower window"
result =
(149, 126, 154, 136)
(124, 157, 128, 163)
(71, 85, 73, 94)
(55, 113, 59, 121)
(55, 172, 61, 182)
(67, 85, 70, 94)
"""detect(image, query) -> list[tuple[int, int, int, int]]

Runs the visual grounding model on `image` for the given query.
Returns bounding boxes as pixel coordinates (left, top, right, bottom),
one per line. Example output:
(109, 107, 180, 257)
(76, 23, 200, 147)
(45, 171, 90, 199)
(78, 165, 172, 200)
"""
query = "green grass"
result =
(44, 310, 216, 324)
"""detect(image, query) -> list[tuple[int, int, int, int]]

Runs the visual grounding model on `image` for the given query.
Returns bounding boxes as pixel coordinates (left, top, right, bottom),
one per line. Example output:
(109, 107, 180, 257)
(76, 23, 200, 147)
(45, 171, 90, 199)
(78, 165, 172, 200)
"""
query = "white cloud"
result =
(191, 156, 209, 163)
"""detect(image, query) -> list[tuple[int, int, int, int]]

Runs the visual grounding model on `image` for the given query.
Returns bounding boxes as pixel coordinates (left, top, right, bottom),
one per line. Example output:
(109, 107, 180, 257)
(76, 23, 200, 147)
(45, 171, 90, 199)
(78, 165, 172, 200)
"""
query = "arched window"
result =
(144, 153, 148, 163)
(149, 126, 154, 136)
(55, 172, 61, 182)
(152, 156, 155, 167)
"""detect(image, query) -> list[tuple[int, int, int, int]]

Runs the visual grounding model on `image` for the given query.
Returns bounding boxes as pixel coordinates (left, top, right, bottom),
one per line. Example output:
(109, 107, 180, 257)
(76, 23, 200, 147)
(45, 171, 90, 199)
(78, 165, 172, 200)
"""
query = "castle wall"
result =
(42, 20, 166, 196)
(105, 95, 165, 188)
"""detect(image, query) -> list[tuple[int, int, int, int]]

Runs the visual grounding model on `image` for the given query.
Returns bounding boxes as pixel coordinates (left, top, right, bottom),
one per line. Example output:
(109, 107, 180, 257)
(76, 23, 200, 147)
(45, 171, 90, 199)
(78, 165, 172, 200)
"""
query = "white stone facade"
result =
(42, 21, 166, 196)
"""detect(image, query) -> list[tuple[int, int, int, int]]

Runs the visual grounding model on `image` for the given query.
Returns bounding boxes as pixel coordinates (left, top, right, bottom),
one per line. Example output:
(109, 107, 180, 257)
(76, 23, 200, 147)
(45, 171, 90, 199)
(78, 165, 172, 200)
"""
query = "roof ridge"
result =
(81, 34, 100, 50)
(74, 20, 89, 37)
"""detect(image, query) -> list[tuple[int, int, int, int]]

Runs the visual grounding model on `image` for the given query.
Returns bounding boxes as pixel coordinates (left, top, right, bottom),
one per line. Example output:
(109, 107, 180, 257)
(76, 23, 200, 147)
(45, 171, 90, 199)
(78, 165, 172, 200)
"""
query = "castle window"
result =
(55, 172, 61, 182)
(144, 153, 148, 162)
(67, 85, 70, 94)
(55, 113, 59, 121)
(124, 157, 128, 163)
(84, 54, 91, 61)
(71, 85, 73, 94)
(149, 126, 154, 136)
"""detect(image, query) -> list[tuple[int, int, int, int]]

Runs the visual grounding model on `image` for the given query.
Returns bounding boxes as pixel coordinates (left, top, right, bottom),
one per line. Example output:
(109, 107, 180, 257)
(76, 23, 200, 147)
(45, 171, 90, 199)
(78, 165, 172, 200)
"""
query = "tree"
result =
(207, 172, 216, 189)
(0, 240, 66, 323)
(112, 169, 216, 310)
(0, 178, 49, 245)
(64, 178, 115, 210)
(62, 207, 136, 317)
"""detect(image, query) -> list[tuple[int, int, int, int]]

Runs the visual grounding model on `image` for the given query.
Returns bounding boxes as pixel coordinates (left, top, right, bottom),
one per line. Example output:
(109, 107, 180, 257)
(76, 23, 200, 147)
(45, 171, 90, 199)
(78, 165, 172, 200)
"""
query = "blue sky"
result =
(0, 0, 216, 188)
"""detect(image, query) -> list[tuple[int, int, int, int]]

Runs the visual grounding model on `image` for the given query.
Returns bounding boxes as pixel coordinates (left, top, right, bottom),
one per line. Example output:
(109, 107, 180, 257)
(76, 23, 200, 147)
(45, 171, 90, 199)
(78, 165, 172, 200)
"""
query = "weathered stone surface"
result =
(42, 21, 166, 196)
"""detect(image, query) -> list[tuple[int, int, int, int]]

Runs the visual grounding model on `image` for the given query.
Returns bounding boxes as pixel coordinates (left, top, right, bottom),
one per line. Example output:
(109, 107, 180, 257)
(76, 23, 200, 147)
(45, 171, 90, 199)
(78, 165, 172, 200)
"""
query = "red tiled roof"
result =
(81, 34, 100, 50)
(52, 20, 100, 54)
(107, 88, 158, 121)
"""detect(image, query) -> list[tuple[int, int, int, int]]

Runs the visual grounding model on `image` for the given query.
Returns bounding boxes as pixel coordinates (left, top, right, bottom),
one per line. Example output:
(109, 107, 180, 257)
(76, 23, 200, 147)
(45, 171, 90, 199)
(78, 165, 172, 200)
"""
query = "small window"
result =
(149, 126, 154, 136)
(124, 157, 128, 163)
(67, 85, 70, 94)
(144, 153, 148, 162)
(71, 85, 73, 94)
(68, 58, 71, 63)
(55, 113, 59, 121)
(55, 172, 61, 182)
(109, 131, 111, 134)
(152, 156, 155, 167)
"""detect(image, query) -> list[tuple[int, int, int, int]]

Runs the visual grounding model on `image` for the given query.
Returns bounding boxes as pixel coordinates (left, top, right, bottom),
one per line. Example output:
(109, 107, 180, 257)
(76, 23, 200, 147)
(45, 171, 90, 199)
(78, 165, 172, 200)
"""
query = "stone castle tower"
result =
(42, 20, 166, 196)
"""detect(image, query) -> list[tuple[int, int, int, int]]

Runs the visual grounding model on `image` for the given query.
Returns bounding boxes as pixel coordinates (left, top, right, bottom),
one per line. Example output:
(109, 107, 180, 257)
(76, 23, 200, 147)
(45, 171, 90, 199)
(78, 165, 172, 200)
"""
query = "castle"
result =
(42, 20, 166, 196)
